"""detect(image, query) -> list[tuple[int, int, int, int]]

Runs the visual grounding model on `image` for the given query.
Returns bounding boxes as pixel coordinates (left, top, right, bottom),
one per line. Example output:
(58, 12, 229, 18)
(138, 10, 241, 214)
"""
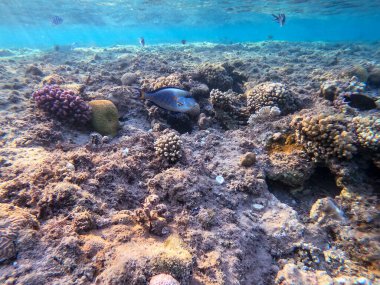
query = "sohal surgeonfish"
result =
(141, 87, 200, 116)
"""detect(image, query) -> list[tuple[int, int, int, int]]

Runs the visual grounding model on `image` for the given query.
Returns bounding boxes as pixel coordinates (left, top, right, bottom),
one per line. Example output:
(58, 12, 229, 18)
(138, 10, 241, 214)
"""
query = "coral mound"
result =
(32, 85, 91, 124)
(88, 99, 119, 136)
(194, 63, 233, 91)
(149, 274, 180, 285)
(353, 116, 380, 151)
(245, 82, 297, 115)
(291, 113, 357, 161)
(154, 131, 182, 162)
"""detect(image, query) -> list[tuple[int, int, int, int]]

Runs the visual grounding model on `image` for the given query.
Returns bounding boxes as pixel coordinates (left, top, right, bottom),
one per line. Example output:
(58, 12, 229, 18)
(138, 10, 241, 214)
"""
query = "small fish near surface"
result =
(272, 13, 286, 27)
(51, 15, 63, 25)
(141, 87, 200, 116)
(139, 37, 145, 47)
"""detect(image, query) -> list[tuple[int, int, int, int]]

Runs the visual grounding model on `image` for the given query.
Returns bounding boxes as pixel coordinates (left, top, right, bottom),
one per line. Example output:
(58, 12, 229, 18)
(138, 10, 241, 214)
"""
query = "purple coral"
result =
(32, 85, 91, 124)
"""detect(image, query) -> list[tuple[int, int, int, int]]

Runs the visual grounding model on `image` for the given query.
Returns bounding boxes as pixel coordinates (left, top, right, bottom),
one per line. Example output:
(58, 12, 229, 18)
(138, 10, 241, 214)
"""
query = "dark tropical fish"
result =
(272, 13, 286, 27)
(141, 87, 200, 116)
(267, 35, 274, 40)
(181, 40, 187, 45)
(51, 15, 63, 25)
(139, 37, 145, 47)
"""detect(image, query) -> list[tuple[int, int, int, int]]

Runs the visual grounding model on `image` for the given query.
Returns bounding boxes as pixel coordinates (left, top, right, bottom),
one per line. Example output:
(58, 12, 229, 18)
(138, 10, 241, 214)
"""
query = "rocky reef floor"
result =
(0, 41, 379, 285)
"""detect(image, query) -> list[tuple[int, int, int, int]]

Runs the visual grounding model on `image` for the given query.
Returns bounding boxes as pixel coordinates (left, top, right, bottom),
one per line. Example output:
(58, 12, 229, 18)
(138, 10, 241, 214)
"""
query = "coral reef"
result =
(245, 82, 297, 115)
(194, 63, 233, 91)
(0, 204, 39, 263)
(95, 235, 193, 285)
(134, 194, 171, 236)
(149, 274, 180, 285)
(32, 85, 91, 124)
(88, 99, 119, 136)
(367, 67, 380, 87)
(343, 65, 369, 82)
(154, 131, 182, 162)
(352, 115, 380, 151)
(209, 88, 248, 129)
(248, 106, 281, 125)
(291, 113, 357, 161)
(0, 42, 379, 285)
(121, 72, 138, 86)
(141, 73, 186, 91)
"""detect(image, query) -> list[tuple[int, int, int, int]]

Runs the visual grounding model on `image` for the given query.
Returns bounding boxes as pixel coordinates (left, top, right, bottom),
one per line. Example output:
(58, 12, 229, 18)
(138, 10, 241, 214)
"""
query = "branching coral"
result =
(291, 114, 357, 161)
(245, 82, 297, 115)
(154, 131, 182, 162)
(32, 85, 91, 124)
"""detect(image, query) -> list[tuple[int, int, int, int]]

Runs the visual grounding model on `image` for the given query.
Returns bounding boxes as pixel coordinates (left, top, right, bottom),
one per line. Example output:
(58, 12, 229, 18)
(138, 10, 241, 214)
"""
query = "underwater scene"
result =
(0, 0, 380, 284)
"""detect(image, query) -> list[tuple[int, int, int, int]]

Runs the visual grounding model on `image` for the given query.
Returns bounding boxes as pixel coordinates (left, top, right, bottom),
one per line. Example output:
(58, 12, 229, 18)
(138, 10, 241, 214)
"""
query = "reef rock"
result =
(368, 68, 380, 87)
(95, 235, 193, 285)
(0, 203, 39, 263)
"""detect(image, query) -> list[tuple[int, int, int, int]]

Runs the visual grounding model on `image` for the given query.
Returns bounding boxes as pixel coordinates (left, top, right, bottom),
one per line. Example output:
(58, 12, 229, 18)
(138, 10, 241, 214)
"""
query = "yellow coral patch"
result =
(89, 100, 119, 137)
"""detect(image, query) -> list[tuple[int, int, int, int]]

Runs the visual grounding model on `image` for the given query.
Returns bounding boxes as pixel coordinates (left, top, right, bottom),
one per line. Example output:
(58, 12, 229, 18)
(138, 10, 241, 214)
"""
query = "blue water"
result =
(1, 0, 380, 48)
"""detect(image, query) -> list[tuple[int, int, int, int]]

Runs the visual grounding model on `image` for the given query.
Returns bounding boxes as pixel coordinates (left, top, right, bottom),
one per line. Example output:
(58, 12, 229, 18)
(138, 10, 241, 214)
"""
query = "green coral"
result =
(89, 100, 119, 136)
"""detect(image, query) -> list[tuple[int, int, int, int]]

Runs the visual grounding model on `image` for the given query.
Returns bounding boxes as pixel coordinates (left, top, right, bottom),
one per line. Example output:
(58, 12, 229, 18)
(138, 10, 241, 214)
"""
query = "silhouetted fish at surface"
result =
(51, 16, 63, 25)
(141, 87, 200, 116)
(272, 13, 286, 27)
(139, 37, 145, 47)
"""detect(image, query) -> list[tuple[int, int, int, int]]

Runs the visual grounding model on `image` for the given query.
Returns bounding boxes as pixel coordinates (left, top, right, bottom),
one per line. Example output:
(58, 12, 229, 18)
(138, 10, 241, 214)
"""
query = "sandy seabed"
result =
(0, 41, 379, 285)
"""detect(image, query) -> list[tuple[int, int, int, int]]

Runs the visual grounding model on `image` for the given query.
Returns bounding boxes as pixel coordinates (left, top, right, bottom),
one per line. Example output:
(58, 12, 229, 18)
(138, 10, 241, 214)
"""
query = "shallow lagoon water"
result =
(0, 1, 379, 285)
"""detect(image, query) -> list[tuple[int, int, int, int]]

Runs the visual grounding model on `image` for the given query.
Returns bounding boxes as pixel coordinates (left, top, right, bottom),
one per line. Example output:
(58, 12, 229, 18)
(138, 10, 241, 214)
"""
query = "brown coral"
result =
(291, 113, 357, 161)
(154, 131, 182, 162)
(246, 82, 297, 115)
(141, 73, 186, 91)
(352, 115, 380, 151)
(194, 63, 233, 91)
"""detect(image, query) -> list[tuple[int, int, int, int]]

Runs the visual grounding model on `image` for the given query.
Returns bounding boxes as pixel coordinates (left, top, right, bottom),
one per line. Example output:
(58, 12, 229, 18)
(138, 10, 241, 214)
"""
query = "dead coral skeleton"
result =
(134, 195, 171, 236)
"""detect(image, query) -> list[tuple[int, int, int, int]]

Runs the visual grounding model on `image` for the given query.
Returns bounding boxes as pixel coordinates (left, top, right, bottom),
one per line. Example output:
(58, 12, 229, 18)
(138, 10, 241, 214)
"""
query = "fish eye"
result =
(177, 102, 184, 106)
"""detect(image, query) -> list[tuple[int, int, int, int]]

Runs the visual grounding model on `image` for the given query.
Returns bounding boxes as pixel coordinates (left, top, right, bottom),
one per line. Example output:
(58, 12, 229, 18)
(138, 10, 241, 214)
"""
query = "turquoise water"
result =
(0, 0, 380, 48)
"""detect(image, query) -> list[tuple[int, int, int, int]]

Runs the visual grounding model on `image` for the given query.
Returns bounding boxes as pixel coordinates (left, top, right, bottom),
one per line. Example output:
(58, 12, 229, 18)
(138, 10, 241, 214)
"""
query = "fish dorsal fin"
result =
(148, 86, 193, 97)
